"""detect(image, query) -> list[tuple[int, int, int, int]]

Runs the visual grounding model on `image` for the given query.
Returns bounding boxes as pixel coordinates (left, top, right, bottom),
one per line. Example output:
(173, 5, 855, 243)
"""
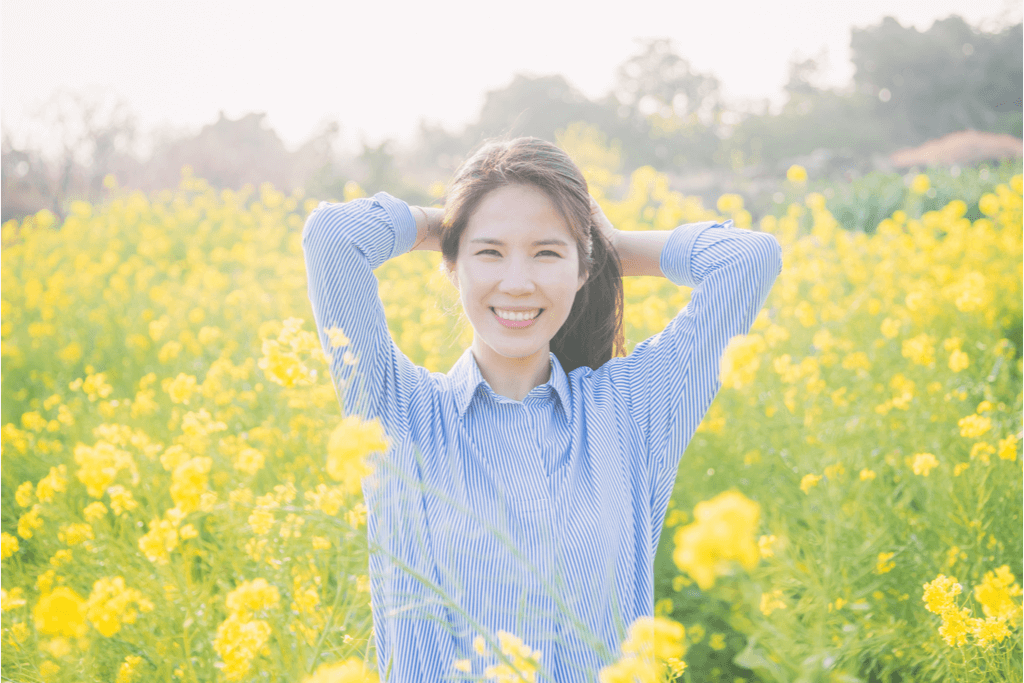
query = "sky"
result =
(2, 0, 1021, 158)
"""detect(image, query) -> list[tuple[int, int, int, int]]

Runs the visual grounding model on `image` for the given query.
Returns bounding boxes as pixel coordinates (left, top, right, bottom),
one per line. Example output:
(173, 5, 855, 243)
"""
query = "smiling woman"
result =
(301, 136, 783, 681)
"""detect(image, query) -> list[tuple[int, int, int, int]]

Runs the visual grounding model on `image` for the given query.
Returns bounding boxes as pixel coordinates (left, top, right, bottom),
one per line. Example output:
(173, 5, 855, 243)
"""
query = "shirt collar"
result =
(448, 348, 571, 417)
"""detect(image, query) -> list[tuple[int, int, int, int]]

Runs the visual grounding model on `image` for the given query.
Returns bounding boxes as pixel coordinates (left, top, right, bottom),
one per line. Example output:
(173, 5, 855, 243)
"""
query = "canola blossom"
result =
(1, 148, 1021, 682)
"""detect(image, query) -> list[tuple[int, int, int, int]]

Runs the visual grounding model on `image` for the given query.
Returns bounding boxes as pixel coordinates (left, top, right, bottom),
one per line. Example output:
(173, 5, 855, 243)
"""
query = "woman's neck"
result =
(470, 342, 552, 402)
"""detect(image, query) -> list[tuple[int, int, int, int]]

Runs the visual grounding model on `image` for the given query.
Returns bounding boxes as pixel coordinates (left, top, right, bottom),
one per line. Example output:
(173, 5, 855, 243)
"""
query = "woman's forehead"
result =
(463, 184, 573, 243)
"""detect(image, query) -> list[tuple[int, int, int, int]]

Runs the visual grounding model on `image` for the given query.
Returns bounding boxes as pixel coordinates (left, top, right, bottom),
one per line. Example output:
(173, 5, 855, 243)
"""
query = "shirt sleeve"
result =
(301, 191, 423, 445)
(604, 220, 783, 504)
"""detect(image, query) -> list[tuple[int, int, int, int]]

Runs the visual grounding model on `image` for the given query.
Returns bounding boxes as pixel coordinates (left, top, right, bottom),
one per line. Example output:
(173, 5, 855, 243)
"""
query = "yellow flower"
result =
(58, 523, 94, 546)
(212, 613, 272, 681)
(33, 587, 89, 637)
(978, 192, 1000, 216)
(958, 414, 992, 438)
(971, 616, 1011, 647)
(453, 658, 471, 673)
(164, 373, 198, 404)
(108, 486, 138, 516)
(948, 349, 969, 372)
(910, 174, 930, 194)
(997, 434, 1018, 461)
(875, 552, 896, 574)
(672, 491, 760, 589)
(83, 501, 108, 521)
(169, 456, 212, 513)
(760, 589, 786, 615)
(1, 532, 19, 560)
(138, 518, 179, 564)
(234, 447, 266, 475)
(326, 416, 390, 495)
(859, 468, 877, 481)
(18, 506, 44, 539)
(325, 326, 350, 348)
(225, 578, 280, 617)
(973, 566, 1023, 624)
(786, 165, 807, 183)
(719, 334, 768, 390)
(708, 633, 726, 650)
(758, 534, 777, 558)
(901, 334, 935, 366)
(86, 576, 155, 637)
(923, 574, 961, 614)
(15, 481, 35, 507)
(303, 659, 378, 683)
(36, 465, 68, 503)
(800, 473, 821, 493)
(879, 317, 901, 339)
(912, 453, 938, 476)
(2, 587, 28, 611)
(115, 655, 145, 683)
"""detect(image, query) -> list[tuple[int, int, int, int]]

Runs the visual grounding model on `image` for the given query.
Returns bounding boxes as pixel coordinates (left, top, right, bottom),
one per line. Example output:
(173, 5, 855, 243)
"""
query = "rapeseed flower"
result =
(33, 587, 88, 637)
(973, 566, 1022, 624)
(786, 165, 807, 183)
(326, 416, 390, 494)
(958, 414, 992, 438)
(85, 576, 155, 637)
(672, 491, 760, 589)
(760, 589, 786, 615)
(304, 659, 378, 682)
(800, 473, 821, 493)
(911, 453, 938, 476)
(1, 532, 19, 559)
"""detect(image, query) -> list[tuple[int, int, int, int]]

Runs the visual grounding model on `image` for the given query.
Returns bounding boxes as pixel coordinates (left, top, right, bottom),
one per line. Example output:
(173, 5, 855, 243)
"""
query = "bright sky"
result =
(2, 0, 1020, 157)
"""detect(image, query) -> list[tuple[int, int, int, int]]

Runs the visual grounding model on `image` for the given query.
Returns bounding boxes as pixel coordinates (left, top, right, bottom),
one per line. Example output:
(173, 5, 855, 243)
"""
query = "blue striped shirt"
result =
(302, 191, 782, 682)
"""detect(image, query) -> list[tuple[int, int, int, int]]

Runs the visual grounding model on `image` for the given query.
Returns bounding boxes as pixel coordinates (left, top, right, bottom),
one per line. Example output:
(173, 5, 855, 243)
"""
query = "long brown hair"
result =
(439, 136, 625, 374)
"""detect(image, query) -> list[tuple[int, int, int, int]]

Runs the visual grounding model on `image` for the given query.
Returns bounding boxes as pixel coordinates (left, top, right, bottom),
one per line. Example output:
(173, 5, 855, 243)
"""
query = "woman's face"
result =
(449, 183, 588, 370)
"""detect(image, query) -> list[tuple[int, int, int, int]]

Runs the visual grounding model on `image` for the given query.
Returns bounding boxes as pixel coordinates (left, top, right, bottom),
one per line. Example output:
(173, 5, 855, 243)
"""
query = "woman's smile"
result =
(491, 307, 544, 327)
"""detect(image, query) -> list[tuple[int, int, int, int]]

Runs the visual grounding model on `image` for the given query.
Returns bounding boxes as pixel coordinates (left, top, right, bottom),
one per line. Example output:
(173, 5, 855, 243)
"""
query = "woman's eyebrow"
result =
(469, 237, 569, 247)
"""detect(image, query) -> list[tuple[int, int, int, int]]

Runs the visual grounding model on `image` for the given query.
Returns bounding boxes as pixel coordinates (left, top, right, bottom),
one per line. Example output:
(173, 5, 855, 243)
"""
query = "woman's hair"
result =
(439, 136, 625, 374)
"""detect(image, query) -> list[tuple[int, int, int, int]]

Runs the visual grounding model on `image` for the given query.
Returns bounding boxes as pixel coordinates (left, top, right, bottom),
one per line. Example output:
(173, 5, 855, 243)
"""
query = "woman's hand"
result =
(589, 196, 619, 252)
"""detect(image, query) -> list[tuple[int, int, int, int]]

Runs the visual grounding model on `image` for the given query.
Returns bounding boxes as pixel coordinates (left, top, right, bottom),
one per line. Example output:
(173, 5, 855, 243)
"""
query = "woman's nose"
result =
(498, 258, 536, 293)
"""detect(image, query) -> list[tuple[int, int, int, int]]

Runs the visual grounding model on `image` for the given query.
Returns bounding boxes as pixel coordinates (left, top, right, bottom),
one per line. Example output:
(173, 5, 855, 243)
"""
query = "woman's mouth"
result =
(491, 307, 543, 328)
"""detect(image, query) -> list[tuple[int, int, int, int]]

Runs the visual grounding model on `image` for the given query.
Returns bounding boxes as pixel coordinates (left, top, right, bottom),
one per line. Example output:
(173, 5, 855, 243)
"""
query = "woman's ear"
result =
(443, 261, 459, 290)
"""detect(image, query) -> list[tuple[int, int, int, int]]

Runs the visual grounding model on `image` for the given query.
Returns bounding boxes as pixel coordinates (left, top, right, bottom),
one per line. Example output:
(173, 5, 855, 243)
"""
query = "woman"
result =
(302, 137, 782, 681)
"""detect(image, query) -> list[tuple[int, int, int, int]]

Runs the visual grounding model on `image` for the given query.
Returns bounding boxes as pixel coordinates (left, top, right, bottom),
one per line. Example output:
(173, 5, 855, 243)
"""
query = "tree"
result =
(1, 88, 139, 219)
(851, 15, 1023, 145)
(613, 37, 722, 126)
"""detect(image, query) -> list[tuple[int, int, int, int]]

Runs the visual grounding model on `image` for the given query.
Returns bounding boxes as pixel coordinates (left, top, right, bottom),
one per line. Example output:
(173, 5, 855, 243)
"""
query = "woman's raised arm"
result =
(301, 192, 427, 444)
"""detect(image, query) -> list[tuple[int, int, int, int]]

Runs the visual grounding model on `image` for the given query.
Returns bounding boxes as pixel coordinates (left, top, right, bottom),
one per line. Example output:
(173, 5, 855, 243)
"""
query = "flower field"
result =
(1, 144, 1021, 682)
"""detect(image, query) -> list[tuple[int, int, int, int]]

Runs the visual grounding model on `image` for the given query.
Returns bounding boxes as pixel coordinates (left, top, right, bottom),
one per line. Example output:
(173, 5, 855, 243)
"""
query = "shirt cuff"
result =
(659, 220, 732, 288)
(371, 191, 418, 260)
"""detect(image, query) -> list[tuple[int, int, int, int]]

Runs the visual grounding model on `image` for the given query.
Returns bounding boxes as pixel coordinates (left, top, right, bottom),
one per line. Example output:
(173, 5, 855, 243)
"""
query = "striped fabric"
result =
(302, 191, 782, 682)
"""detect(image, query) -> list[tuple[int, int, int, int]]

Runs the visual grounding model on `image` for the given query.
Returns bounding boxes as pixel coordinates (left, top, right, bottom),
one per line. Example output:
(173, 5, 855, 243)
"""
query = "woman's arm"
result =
(590, 196, 669, 278)
(409, 205, 444, 252)
(302, 192, 426, 443)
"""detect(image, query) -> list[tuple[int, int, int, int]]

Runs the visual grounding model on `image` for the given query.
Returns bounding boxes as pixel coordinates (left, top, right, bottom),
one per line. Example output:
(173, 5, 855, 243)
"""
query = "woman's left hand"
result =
(589, 195, 619, 251)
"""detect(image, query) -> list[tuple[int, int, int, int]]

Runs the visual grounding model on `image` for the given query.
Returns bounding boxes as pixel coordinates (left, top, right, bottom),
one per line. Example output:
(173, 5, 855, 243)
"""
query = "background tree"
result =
(851, 15, 1023, 145)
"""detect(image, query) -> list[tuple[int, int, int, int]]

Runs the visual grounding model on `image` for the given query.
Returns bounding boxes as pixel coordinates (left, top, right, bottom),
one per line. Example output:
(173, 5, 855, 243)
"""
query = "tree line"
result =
(2, 14, 1020, 222)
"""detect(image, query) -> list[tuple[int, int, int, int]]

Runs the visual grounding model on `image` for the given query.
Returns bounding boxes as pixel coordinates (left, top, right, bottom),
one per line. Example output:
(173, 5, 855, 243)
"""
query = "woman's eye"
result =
(476, 249, 561, 257)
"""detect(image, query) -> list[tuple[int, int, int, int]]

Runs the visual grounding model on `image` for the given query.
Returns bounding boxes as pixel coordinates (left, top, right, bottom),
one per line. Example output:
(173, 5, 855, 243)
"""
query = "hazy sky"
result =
(3, 0, 1020, 157)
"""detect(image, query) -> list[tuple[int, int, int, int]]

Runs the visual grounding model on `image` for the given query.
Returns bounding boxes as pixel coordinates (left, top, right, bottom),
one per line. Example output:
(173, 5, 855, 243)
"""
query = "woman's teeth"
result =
(493, 308, 541, 321)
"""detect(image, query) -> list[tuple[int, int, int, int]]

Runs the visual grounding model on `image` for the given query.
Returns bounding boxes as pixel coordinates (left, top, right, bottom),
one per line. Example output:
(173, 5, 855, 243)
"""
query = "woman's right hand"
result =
(410, 205, 445, 252)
